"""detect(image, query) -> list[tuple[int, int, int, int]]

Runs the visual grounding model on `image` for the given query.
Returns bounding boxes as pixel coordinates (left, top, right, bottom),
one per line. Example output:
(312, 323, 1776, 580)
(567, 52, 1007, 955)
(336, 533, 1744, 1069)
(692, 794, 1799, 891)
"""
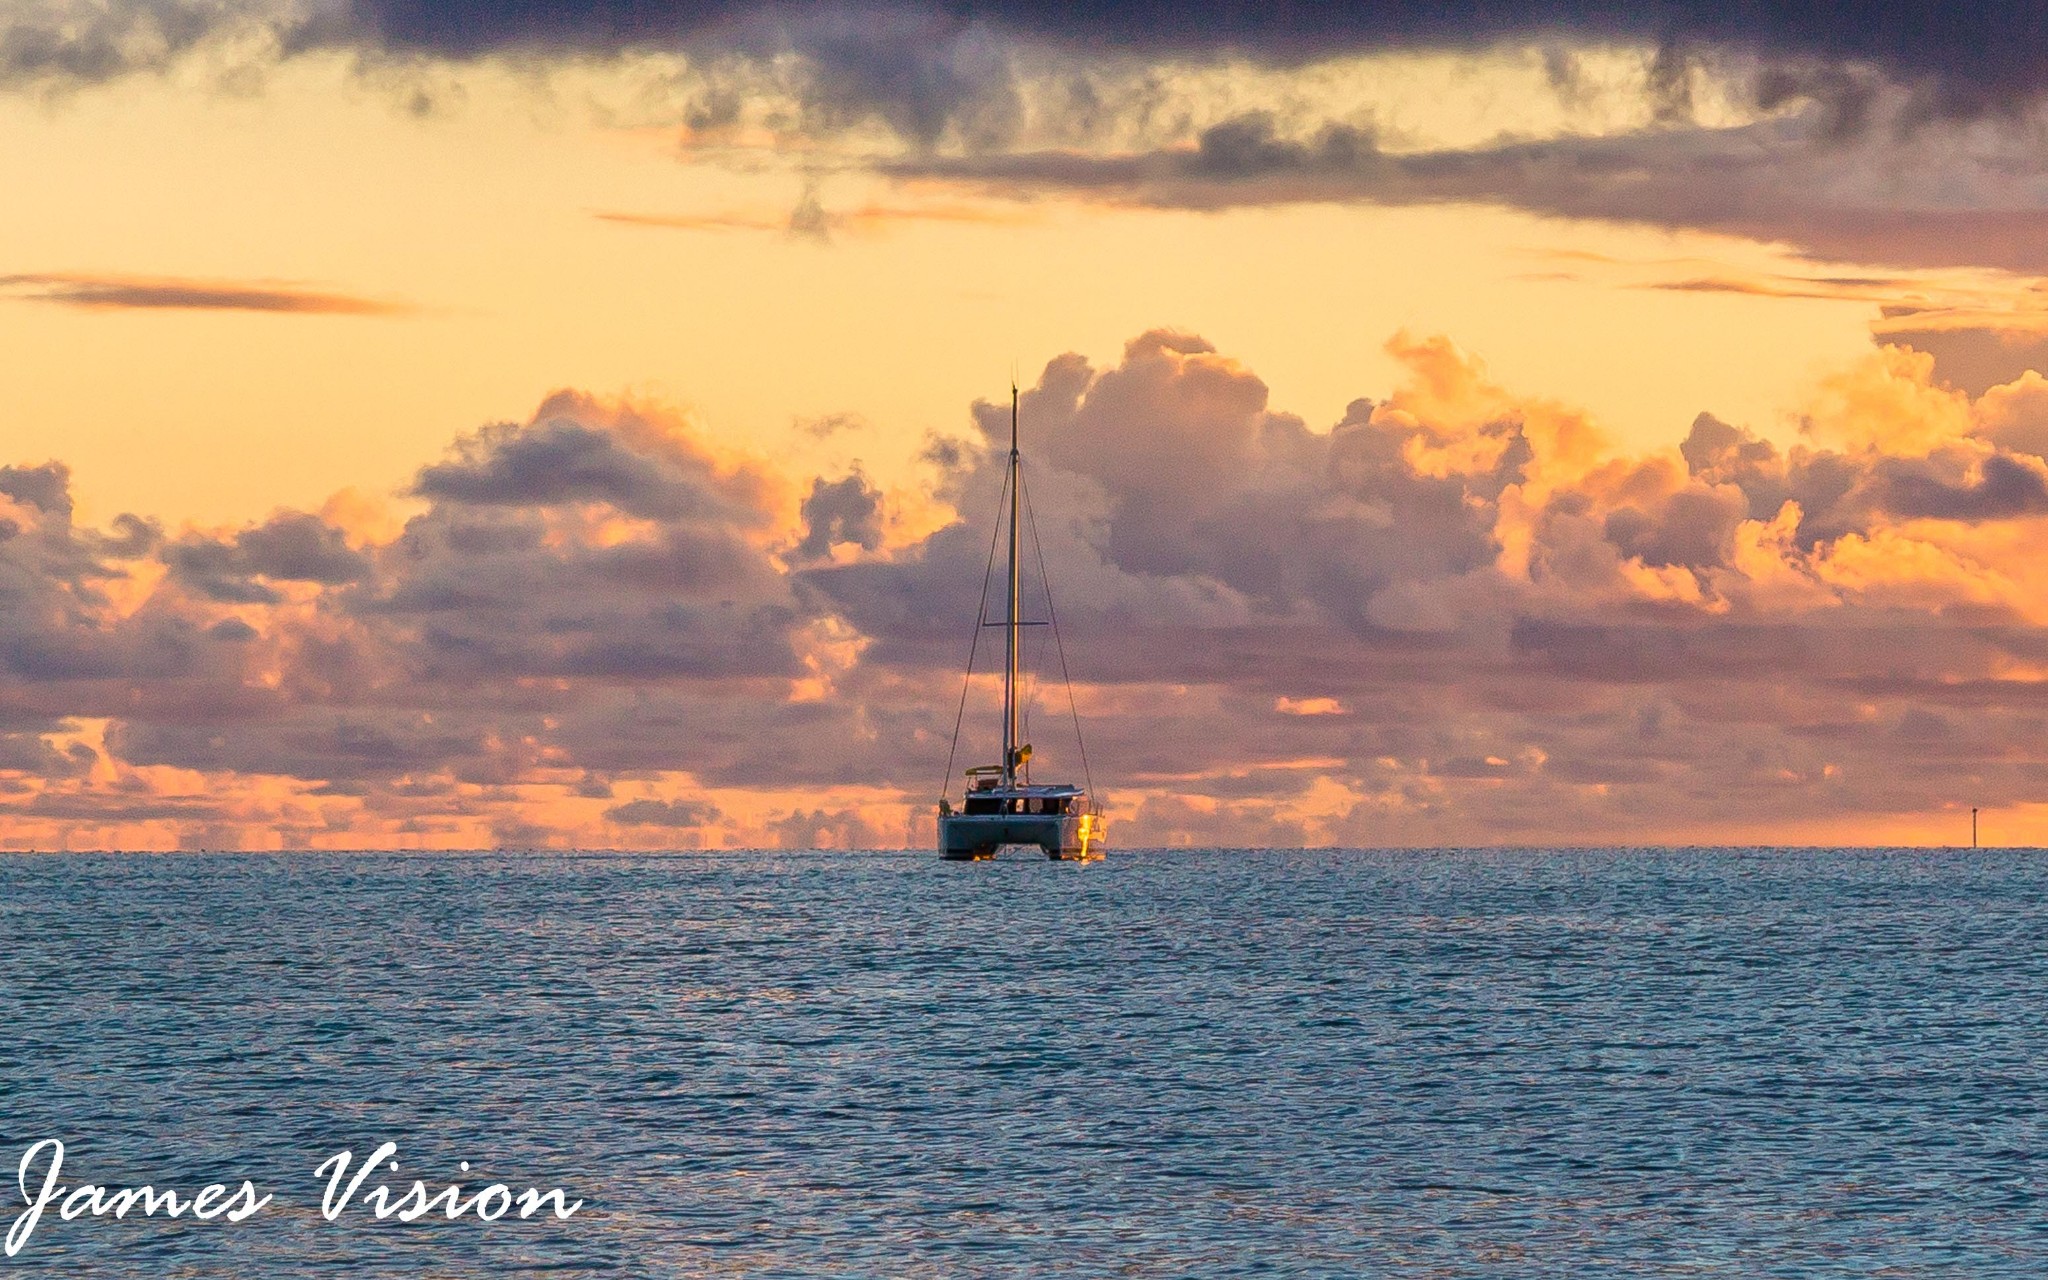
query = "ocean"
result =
(1, 847, 2042, 1276)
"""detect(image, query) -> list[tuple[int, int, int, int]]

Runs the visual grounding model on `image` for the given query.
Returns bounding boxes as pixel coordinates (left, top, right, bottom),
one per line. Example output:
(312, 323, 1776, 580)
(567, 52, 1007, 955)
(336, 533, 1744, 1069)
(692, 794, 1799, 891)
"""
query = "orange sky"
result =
(7, 13, 2048, 848)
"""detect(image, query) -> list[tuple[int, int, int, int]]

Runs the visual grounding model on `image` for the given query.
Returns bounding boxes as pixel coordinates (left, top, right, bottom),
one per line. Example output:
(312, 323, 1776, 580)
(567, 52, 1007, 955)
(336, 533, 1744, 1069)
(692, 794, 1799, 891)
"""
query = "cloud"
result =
(1879, 452, 2048, 521)
(0, 392, 842, 851)
(368, 403, 805, 687)
(0, 462, 75, 519)
(24, 328, 2048, 848)
(773, 803, 886, 849)
(793, 470, 882, 562)
(0, 0, 325, 85)
(11, 4, 2048, 278)
(14, 2, 2019, 112)
(167, 511, 371, 603)
(800, 328, 2048, 842)
(596, 199, 1037, 238)
(412, 394, 773, 523)
(1882, 323, 2048, 397)
(604, 796, 720, 826)
(886, 109, 2048, 274)
(1646, 273, 1913, 303)
(0, 273, 409, 315)
(595, 210, 791, 233)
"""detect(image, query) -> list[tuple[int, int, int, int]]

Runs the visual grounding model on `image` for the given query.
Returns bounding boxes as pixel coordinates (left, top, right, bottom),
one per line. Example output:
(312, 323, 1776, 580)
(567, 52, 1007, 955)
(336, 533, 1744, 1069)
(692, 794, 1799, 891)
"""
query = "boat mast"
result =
(1002, 383, 1022, 787)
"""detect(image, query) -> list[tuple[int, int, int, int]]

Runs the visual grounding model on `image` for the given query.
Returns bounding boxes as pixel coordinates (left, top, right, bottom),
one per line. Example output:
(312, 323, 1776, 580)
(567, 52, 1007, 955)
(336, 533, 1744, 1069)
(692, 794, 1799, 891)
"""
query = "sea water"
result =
(0, 847, 2042, 1276)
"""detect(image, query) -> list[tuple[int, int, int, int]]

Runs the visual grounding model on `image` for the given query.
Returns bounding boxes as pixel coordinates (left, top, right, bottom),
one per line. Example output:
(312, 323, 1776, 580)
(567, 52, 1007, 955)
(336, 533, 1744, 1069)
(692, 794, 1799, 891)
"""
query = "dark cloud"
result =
(1677, 409, 2048, 536)
(0, 463, 74, 519)
(4, 2, 2037, 98)
(380, 460, 803, 684)
(0, 461, 234, 689)
(165, 541, 283, 604)
(1755, 211, 2048, 276)
(6, 2, 2044, 168)
(347, 3, 2048, 111)
(0, 274, 408, 316)
(0, 733, 95, 777)
(773, 804, 886, 849)
(167, 512, 370, 603)
(796, 411, 866, 438)
(97, 513, 162, 559)
(111, 712, 494, 784)
(1879, 451, 2048, 521)
(788, 183, 832, 238)
(0, 0, 312, 84)
(6, 4, 2044, 280)
(605, 796, 720, 826)
(1887, 326, 2048, 397)
(1681, 412, 1778, 479)
(235, 512, 374, 582)
(15, 793, 220, 823)
(888, 111, 2048, 274)
(1511, 618, 1816, 684)
(1603, 487, 1747, 569)
(794, 471, 883, 562)
(413, 398, 769, 524)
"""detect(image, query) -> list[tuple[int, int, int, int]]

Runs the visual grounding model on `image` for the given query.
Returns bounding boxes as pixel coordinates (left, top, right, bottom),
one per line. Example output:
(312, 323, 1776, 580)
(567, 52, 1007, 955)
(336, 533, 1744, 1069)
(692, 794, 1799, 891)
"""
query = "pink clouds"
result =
(10, 329, 2048, 849)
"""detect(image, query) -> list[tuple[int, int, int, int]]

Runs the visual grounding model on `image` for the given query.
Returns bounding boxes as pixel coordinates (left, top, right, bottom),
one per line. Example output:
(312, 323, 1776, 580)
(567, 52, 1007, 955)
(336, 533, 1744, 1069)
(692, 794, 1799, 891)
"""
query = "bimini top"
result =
(966, 782, 1087, 801)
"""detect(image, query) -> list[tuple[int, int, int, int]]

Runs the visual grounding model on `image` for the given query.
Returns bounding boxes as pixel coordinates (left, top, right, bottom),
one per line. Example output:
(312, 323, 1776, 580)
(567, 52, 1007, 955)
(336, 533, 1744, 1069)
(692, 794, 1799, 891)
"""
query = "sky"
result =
(9, 1, 2048, 849)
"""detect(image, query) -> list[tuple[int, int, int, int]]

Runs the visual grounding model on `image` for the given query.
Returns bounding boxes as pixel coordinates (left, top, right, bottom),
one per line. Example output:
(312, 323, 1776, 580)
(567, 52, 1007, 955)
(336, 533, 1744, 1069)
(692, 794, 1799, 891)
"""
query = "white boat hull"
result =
(940, 811, 1102, 861)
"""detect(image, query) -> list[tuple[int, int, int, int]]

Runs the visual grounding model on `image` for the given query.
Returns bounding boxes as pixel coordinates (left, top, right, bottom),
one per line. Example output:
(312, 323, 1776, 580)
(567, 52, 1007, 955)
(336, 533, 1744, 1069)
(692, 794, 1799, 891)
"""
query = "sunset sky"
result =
(9, 2, 2048, 848)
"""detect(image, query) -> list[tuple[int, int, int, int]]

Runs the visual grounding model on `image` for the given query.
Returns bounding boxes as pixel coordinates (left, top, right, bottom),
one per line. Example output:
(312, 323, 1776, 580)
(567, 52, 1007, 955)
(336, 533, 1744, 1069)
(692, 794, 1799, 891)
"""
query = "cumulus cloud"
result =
(0, 462, 75, 519)
(0, 392, 853, 849)
(412, 397, 773, 522)
(167, 511, 370, 603)
(19, 328, 2048, 848)
(806, 327, 2048, 844)
(1882, 323, 2048, 398)
(605, 796, 720, 827)
(793, 470, 883, 563)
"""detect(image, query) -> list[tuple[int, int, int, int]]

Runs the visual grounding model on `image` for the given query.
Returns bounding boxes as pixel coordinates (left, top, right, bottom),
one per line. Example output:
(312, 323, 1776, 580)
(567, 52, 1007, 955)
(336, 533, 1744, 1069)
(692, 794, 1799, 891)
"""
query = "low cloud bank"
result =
(9, 329, 2048, 848)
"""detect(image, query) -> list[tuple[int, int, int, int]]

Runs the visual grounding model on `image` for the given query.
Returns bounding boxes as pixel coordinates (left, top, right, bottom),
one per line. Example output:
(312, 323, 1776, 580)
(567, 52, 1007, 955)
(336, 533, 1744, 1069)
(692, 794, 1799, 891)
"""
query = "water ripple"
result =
(0, 848, 2044, 1275)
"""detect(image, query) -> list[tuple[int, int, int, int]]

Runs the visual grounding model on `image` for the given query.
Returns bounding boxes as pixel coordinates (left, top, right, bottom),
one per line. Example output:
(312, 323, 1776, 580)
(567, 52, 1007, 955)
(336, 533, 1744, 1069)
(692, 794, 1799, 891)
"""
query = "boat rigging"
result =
(936, 384, 1103, 861)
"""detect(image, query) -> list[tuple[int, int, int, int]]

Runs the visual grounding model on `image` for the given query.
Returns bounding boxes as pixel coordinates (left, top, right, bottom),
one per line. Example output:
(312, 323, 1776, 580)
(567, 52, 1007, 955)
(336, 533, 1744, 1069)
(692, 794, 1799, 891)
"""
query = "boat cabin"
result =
(961, 781, 1087, 817)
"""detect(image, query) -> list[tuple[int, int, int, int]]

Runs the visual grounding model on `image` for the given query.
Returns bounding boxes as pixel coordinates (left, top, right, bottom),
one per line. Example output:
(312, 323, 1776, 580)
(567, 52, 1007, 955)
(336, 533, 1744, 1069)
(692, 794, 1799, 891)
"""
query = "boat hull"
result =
(940, 811, 1102, 861)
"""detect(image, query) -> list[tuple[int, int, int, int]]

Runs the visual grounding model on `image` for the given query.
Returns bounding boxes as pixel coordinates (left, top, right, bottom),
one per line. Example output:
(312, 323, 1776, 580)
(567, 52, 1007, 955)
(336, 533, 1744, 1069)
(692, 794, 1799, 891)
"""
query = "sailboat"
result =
(936, 385, 1104, 861)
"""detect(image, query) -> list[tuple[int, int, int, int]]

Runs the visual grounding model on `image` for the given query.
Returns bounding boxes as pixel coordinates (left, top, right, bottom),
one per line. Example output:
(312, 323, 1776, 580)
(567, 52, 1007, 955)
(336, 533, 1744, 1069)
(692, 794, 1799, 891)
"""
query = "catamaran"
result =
(936, 386, 1103, 861)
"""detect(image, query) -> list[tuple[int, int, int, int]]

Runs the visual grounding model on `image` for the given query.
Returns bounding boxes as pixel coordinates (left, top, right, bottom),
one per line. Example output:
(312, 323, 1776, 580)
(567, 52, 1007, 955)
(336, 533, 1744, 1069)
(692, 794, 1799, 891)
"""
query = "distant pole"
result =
(1972, 807, 1979, 849)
